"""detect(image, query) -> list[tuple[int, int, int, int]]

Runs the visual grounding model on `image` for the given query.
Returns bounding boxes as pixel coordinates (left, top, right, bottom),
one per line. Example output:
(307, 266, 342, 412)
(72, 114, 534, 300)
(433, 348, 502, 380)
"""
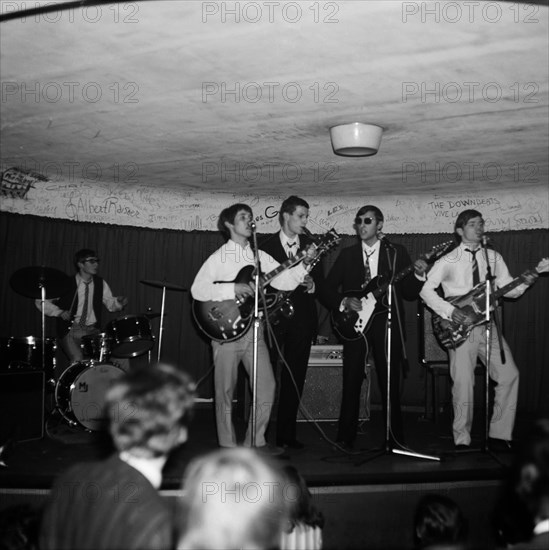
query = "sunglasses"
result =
(354, 216, 376, 225)
(84, 258, 100, 264)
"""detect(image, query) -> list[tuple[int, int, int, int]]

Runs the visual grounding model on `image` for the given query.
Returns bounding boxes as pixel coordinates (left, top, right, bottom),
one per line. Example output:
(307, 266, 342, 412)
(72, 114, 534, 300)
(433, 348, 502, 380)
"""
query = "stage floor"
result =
(0, 405, 524, 491)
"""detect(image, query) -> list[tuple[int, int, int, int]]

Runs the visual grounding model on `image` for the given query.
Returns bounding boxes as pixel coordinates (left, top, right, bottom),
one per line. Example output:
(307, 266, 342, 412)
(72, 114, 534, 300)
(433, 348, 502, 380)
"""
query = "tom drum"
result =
(107, 315, 154, 358)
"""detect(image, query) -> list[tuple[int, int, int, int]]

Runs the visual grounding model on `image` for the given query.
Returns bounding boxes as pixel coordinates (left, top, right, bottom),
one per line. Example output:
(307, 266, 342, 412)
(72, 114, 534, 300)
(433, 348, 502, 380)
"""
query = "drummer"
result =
(34, 249, 128, 372)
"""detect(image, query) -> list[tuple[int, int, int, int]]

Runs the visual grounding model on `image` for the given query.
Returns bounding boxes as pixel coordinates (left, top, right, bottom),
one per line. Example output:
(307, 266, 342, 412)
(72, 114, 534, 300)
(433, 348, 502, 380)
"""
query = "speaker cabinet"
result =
(0, 371, 44, 441)
(298, 346, 370, 421)
(419, 304, 448, 364)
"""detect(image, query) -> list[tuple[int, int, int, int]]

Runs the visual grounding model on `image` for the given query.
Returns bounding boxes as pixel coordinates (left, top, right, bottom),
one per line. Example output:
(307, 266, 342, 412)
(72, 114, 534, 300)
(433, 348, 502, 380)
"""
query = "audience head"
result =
(0, 504, 40, 550)
(105, 363, 195, 459)
(281, 465, 324, 531)
(178, 447, 287, 550)
(414, 494, 466, 549)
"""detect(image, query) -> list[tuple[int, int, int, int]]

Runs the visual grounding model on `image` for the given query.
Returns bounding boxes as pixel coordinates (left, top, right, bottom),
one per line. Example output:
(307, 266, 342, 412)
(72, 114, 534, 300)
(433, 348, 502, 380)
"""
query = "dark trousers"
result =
(269, 321, 314, 443)
(338, 314, 404, 445)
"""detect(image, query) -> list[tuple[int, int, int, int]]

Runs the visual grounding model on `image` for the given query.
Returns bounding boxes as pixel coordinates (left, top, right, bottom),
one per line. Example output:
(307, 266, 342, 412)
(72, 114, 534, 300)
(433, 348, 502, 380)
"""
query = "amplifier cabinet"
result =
(298, 345, 371, 421)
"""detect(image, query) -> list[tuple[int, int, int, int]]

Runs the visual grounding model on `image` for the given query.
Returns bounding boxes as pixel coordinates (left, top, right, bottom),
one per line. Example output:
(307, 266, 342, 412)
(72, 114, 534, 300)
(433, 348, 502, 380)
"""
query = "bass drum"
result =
(55, 361, 125, 431)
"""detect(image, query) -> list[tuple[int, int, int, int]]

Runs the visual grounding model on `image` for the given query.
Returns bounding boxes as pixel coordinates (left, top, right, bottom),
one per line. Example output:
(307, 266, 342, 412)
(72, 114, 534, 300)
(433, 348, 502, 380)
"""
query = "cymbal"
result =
(10, 266, 72, 299)
(140, 279, 187, 292)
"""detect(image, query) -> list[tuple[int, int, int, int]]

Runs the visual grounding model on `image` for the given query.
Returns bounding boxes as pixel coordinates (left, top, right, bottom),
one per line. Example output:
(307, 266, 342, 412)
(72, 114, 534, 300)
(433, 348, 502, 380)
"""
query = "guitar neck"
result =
(493, 269, 537, 300)
(372, 262, 415, 298)
(261, 252, 305, 287)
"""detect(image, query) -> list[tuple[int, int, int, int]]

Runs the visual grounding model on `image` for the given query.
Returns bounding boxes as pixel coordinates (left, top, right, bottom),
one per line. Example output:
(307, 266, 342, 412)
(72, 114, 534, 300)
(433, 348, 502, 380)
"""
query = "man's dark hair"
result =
(454, 209, 483, 240)
(217, 204, 253, 239)
(414, 494, 466, 549)
(73, 249, 97, 271)
(355, 205, 384, 223)
(278, 196, 309, 225)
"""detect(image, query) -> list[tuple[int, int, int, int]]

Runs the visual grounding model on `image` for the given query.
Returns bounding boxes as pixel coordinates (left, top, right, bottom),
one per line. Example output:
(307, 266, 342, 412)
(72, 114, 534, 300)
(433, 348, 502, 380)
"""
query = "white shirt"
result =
(34, 274, 124, 324)
(280, 230, 300, 258)
(191, 239, 309, 302)
(420, 242, 528, 320)
(362, 240, 381, 279)
(119, 451, 166, 490)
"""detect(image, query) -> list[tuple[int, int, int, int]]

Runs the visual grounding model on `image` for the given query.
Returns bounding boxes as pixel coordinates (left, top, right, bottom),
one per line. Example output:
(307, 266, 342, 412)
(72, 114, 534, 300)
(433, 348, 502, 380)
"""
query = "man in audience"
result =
(178, 447, 287, 550)
(39, 363, 195, 550)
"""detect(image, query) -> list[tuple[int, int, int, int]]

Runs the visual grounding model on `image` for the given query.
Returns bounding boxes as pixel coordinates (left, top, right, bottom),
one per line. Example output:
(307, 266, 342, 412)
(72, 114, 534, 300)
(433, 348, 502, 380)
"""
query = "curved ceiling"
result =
(1, 0, 548, 198)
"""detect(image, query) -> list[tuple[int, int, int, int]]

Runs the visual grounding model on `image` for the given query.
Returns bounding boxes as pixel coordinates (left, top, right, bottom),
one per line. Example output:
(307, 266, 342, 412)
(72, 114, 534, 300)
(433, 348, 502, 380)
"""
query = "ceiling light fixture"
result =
(329, 122, 383, 157)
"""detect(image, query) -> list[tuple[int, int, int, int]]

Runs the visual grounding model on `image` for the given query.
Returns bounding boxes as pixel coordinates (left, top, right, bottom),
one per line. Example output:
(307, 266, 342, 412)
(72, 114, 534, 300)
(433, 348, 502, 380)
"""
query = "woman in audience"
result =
(413, 494, 467, 549)
(178, 447, 287, 550)
(279, 465, 324, 550)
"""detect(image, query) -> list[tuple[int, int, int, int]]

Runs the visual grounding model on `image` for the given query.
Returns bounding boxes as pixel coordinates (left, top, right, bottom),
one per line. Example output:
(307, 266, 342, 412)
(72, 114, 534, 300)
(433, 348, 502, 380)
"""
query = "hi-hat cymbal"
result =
(140, 279, 187, 291)
(10, 266, 72, 299)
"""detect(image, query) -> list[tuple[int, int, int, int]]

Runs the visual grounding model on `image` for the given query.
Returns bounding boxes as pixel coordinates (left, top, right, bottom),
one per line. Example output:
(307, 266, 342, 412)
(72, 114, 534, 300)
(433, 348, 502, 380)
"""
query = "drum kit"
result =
(7, 266, 187, 432)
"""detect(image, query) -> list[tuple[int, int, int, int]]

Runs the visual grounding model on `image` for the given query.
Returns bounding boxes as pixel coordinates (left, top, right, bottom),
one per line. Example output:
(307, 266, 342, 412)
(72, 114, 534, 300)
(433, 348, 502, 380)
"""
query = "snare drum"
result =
(81, 332, 113, 362)
(107, 315, 154, 358)
(55, 361, 125, 431)
(0, 336, 56, 372)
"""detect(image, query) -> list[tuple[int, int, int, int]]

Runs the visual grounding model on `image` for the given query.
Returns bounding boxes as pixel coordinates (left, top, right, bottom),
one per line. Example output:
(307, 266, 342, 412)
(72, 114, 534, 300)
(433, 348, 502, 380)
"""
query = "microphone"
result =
(378, 231, 394, 248)
(249, 221, 256, 231)
(481, 235, 492, 247)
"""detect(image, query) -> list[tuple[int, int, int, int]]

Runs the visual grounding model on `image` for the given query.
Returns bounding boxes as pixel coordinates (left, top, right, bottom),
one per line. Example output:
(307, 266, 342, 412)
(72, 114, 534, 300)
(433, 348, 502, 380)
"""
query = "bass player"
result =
(190, 203, 316, 455)
(420, 209, 539, 451)
(319, 205, 428, 450)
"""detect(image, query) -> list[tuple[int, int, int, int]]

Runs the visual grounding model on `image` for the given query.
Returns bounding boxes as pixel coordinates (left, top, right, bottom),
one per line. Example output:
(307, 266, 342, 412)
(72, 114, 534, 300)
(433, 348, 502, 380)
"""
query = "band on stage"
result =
(4, 201, 547, 454)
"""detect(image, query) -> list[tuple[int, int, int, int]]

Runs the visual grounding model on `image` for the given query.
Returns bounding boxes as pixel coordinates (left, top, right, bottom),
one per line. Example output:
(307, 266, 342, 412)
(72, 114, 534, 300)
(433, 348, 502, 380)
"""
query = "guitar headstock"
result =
(535, 257, 549, 274)
(424, 240, 455, 263)
(306, 228, 341, 269)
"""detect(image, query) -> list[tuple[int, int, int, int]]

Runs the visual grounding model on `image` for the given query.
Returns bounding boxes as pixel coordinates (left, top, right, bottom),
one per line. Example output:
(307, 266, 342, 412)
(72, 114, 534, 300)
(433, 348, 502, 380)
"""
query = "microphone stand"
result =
(249, 223, 262, 448)
(480, 241, 505, 464)
(358, 242, 439, 465)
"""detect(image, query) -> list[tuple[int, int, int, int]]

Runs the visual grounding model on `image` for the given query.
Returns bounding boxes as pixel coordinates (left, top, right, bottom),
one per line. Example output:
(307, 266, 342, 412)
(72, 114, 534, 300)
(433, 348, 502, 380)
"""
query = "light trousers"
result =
(449, 324, 519, 446)
(212, 325, 275, 447)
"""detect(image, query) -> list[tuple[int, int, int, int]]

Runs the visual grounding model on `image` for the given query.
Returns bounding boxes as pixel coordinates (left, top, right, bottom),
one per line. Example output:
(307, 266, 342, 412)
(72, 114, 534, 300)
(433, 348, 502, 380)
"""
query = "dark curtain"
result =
(1, 212, 547, 413)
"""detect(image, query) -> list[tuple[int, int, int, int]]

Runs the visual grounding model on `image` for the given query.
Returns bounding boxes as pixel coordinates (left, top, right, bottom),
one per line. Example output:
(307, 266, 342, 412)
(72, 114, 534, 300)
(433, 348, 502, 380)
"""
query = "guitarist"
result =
(190, 203, 316, 454)
(259, 195, 324, 451)
(420, 209, 538, 450)
(319, 205, 428, 450)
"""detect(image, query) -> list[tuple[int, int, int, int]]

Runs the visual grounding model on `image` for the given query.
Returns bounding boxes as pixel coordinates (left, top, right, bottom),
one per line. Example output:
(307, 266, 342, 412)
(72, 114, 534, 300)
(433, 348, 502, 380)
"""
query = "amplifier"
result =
(298, 345, 371, 421)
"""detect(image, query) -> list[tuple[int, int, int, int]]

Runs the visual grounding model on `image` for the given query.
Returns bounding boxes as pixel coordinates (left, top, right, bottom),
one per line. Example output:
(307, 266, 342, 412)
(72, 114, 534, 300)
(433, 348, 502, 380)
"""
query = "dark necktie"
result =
(287, 241, 297, 259)
(466, 249, 480, 286)
(363, 250, 375, 287)
(79, 280, 91, 327)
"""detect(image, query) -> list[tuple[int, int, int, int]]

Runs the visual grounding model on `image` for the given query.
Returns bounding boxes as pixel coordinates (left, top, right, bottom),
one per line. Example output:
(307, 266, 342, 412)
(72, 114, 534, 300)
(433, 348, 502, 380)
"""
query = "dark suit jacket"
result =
(259, 231, 324, 332)
(319, 240, 423, 333)
(40, 454, 173, 550)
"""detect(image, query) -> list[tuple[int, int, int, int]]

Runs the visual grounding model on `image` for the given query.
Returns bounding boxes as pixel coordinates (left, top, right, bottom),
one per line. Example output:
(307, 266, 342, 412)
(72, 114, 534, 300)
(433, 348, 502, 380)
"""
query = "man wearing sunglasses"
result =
(35, 248, 128, 373)
(319, 205, 427, 450)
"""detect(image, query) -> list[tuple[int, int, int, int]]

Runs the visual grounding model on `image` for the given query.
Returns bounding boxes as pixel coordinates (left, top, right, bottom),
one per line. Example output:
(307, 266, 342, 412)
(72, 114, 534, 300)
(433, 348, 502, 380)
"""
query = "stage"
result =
(0, 403, 528, 550)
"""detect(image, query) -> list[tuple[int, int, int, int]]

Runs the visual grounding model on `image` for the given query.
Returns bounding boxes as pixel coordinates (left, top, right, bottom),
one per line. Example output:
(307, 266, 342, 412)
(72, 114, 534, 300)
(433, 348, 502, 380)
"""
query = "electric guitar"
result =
(193, 229, 340, 342)
(332, 241, 455, 341)
(432, 257, 549, 348)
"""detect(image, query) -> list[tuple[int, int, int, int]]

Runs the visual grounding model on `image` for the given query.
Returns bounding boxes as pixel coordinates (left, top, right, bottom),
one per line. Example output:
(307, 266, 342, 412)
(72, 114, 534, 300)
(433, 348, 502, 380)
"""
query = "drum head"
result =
(55, 362, 124, 431)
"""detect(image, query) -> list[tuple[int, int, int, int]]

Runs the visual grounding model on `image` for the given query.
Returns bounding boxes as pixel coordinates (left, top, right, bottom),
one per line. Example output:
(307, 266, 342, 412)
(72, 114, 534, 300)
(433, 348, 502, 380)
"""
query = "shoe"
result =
(488, 437, 514, 453)
(256, 444, 285, 457)
(454, 444, 471, 451)
(277, 439, 305, 450)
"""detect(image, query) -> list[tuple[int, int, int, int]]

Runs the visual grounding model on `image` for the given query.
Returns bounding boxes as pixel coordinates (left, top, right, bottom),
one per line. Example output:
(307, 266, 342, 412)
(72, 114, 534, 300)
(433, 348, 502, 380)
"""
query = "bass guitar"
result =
(332, 241, 455, 341)
(193, 229, 340, 342)
(432, 257, 549, 348)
